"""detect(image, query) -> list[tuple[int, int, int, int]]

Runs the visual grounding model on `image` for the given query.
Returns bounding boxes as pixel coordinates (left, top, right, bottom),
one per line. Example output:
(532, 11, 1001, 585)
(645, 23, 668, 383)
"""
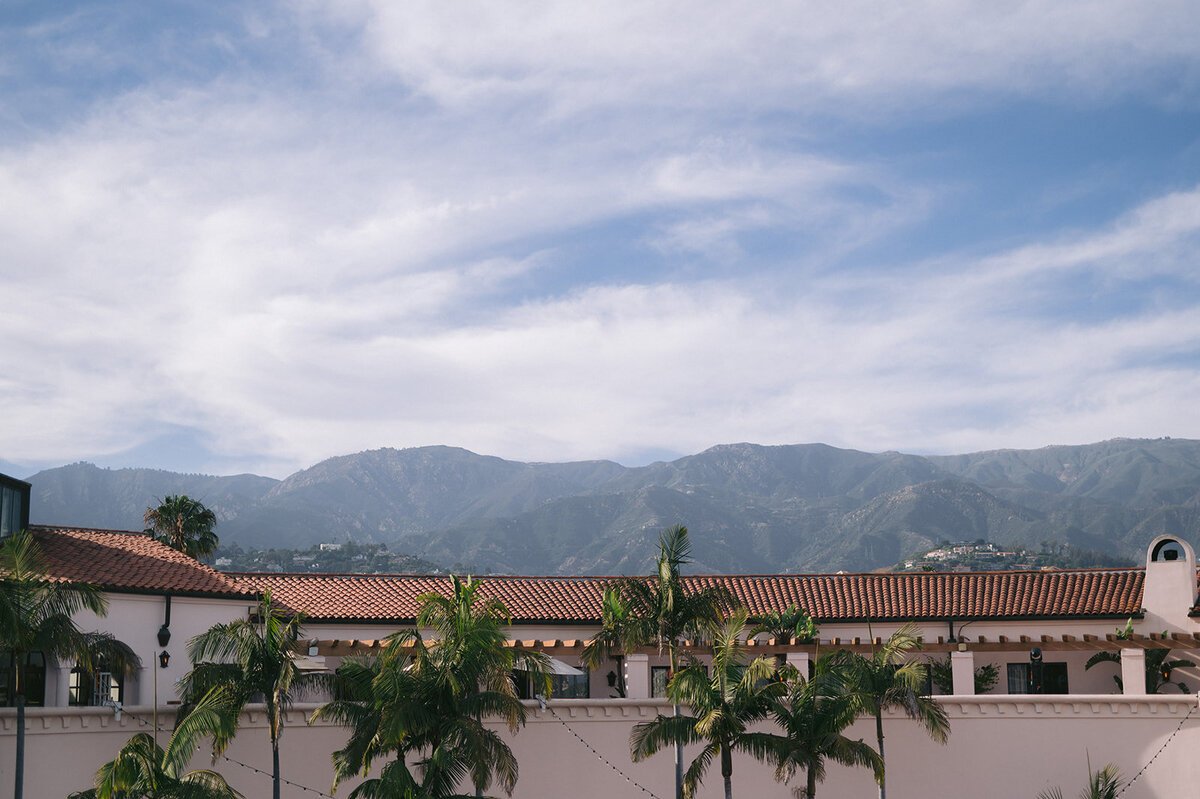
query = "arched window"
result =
(68, 657, 123, 706)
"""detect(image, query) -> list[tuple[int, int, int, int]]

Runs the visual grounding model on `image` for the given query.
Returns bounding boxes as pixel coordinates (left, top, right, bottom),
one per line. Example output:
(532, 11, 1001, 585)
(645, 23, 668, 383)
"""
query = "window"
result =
(1007, 662, 1069, 694)
(549, 671, 589, 699)
(0, 652, 45, 706)
(69, 660, 124, 706)
(0, 475, 30, 540)
(511, 666, 590, 699)
(651, 666, 670, 698)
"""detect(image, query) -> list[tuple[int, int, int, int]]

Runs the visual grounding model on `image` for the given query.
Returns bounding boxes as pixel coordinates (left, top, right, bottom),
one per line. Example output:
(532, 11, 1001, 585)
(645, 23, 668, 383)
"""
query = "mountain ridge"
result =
(19, 438, 1195, 575)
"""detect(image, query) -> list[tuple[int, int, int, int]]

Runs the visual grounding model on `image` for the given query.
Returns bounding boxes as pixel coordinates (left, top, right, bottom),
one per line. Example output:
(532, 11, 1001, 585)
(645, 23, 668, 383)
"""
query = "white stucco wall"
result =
(3, 695, 1198, 799)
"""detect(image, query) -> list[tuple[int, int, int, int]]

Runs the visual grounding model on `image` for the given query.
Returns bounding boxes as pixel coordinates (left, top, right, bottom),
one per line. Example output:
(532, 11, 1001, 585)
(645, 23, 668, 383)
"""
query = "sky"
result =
(3, 1, 1200, 479)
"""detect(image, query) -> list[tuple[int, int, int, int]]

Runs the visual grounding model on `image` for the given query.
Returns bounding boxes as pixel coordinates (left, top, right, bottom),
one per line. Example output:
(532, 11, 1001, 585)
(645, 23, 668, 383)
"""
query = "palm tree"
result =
(631, 609, 784, 799)
(0, 529, 140, 799)
(581, 586, 631, 697)
(69, 687, 243, 799)
(1037, 760, 1125, 799)
(749, 604, 818, 647)
(582, 525, 732, 799)
(179, 590, 320, 799)
(765, 655, 881, 799)
(831, 622, 949, 799)
(1084, 620, 1195, 693)
(313, 575, 548, 798)
(144, 495, 219, 559)
(307, 656, 388, 793)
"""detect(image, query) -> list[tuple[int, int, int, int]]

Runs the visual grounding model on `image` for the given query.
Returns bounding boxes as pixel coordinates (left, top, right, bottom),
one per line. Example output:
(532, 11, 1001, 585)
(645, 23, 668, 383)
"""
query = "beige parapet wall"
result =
(3, 695, 1198, 799)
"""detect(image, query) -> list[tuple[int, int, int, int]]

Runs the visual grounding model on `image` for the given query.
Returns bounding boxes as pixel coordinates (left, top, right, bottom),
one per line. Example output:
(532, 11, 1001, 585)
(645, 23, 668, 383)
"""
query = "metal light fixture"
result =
(606, 670, 617, 688)
(157, 623, 171, 648)
(159, 650, 170, 669)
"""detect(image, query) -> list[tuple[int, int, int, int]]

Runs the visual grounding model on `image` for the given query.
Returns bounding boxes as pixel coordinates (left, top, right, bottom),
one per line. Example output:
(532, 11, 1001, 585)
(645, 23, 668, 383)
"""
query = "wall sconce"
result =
(159, 650, 170, 669)
(157, 624, 171, 648)
(606, 670, 617, 688)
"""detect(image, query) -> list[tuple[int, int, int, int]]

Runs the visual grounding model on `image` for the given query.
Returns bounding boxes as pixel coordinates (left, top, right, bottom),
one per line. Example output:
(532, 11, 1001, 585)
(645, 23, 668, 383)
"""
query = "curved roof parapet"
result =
(1142, 534, 1198, 629)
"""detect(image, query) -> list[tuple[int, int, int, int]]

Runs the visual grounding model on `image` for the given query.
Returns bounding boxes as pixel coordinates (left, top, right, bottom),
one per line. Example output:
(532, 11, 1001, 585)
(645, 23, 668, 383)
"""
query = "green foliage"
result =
(1084, 620, 1195, 693)
(765, 655, 882, 799)
(69, 688, 242, 799)
(1037, 760, 1125, 799)
(829, 624, 950, 799)
(630, 609, 785, 799)
(145, 495, 219, 559)
(749, 604, 818, 645)
(180, 590, 321, 799)
(928, 656, 1000, 694)
(582, 525, 732, 673)
(312, 575, 546, 798)
(212, 541, 443, 575)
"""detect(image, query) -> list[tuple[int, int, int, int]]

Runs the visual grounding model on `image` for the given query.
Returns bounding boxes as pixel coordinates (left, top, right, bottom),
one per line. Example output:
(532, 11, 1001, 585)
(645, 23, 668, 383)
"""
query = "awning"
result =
(545, 656, 584, 676)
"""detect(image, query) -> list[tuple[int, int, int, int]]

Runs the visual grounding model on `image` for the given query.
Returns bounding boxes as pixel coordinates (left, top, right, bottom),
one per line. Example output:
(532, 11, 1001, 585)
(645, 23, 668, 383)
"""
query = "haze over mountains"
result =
(21, 439, 1200, 575)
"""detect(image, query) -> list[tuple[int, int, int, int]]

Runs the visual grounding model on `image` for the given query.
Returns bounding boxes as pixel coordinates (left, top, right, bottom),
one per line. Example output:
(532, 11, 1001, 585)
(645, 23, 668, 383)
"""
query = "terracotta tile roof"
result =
(20, 528, 1145, 621)
(28, 526, 253, 598)
(232, 573, 608, 623)
(236, 569, 1144, 624)
(692, 571, 1144, 621)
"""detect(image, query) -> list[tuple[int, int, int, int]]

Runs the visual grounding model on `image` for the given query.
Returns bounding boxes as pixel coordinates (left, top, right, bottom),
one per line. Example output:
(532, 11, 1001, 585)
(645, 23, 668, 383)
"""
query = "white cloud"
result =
(336, 1, 1200, 114)
(2, 2, 1200, 475)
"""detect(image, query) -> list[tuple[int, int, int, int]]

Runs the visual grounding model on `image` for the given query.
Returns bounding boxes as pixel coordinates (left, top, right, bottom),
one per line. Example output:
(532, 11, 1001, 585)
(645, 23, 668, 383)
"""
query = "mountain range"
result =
(19, 438, 1200, 575)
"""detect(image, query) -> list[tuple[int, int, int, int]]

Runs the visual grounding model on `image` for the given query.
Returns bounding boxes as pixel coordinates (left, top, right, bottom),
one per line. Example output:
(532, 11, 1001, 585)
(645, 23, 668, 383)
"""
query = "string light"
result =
(119, 708, 336, 797)
(1115, 701, 1197, 796)
(543, 703, 664, 799)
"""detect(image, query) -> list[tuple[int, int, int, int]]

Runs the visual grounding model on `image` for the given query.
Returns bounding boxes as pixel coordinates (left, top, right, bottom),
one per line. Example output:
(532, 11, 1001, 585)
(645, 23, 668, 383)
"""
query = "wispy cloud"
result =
(1, 1, 1199, 475)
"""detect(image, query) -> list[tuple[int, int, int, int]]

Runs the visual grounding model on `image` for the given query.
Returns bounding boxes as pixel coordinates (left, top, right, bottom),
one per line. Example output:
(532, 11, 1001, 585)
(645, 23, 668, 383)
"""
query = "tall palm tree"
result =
(631, 609, 783, 799)
(765, 655, 881, 799)
(582, 525, 732, 799)
(581, 586, 631, 697)
(69, 687, 243, 799)
(144, 495, 219, 560)
(313, 576, 548, 798)
(831, 622, 949, 799)
(307, 656, 388, 793)
(0, 529, 140, 799)
(179, 590, 320, 799)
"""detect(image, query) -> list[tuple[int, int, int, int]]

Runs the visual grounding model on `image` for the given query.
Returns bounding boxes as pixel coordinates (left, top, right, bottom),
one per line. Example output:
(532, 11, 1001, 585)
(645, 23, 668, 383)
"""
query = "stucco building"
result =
(3, 520, 1200, 797)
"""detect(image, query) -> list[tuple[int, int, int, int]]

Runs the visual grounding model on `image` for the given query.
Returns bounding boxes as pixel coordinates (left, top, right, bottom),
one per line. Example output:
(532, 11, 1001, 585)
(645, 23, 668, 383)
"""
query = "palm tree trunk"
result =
(674, 704, 684, 799)
(14, 693, 25, 799)
(721, 742, 733, 799)
(876, 710, 886, 799)
(272, 734, 281, 799)
(806, 766, 817, 799)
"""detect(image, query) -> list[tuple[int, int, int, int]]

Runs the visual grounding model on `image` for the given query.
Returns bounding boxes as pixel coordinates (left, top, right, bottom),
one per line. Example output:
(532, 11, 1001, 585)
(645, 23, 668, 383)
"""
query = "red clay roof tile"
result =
(234, 569, 1144, 623)
(22, 527, 1145, 622)
(29, 526, 254, 598)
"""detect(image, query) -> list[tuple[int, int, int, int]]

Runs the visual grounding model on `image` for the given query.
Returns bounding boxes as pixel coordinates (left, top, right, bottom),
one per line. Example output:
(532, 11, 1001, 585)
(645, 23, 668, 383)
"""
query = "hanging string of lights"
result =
(116, 708, 336, 798)
(541, 702, 664, 799)
(1115, 701, 1198, 796)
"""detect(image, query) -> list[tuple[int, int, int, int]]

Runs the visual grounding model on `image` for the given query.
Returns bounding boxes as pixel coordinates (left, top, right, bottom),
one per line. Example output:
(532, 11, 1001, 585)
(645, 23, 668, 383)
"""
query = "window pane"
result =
(651, 667, 670, 698)
(0, 487, 11, 537)
(550, 672, 589, 699)
(1045, 663, 1069, 694)
(1007, 663, 1030, 694)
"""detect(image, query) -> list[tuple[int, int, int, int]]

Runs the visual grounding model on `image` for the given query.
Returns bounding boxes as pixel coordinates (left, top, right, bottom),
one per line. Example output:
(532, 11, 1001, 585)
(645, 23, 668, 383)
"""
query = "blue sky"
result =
(3, 1, 1200, 478)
